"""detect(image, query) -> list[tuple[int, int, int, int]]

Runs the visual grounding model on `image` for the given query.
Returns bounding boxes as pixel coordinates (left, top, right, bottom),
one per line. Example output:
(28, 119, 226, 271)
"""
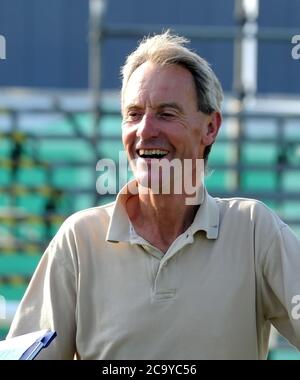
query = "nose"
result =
(136, 113, 159, 140)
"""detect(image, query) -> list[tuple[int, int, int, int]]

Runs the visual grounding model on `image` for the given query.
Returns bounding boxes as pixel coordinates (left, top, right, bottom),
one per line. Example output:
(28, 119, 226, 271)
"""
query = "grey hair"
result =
(121, 30, 223, 114)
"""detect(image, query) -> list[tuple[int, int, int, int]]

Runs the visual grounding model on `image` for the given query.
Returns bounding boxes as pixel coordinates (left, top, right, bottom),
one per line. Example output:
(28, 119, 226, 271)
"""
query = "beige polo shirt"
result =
(7, 183, 300, 359)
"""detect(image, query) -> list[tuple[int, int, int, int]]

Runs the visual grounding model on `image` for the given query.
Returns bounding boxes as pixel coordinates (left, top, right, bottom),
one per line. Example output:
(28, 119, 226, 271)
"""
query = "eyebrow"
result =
(124, 102, 184, 113)
(157, 102, 184, 113)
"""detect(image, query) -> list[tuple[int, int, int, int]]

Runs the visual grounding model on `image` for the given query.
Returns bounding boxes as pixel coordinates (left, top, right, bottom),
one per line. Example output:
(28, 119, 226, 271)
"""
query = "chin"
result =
(137, 173, 175, 195)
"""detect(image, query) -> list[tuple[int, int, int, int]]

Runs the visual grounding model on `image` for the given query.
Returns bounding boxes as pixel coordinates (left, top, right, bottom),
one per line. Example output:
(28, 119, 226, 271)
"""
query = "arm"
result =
(7, 223, 78, 360)
(261, 224, 300, 350)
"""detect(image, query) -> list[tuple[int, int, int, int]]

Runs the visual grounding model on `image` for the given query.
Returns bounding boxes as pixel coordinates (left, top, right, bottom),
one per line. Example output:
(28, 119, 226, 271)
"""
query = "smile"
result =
(137, 149, 169, 159)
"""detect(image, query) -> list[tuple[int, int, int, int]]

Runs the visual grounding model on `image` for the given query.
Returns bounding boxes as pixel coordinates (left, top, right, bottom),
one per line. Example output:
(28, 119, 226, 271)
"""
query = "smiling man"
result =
(121, 60, 221, 252)
(7, 32, 300, 360)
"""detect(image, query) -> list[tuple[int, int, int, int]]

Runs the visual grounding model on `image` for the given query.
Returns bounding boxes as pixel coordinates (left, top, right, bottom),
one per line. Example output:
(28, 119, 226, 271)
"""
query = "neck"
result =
(126, 188, 199, 253)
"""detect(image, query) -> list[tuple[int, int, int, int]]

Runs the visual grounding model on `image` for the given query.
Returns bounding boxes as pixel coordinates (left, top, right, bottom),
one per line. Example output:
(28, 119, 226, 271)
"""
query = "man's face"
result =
(121, 61, 219, 191)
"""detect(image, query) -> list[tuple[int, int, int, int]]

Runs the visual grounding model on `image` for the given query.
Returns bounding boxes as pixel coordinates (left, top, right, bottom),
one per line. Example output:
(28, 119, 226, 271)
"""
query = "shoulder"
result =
(62, 201, 115, 228)
(214, 196, 286, 237)
(44, 201, 117, 263)
(216, 196, 283, 222)
(52, 201, 116, 242)
(212, 196, 294, 264)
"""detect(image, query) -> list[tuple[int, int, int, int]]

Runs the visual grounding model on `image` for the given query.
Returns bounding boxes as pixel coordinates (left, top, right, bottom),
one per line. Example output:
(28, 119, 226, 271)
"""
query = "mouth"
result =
(137, 149, 169, 159)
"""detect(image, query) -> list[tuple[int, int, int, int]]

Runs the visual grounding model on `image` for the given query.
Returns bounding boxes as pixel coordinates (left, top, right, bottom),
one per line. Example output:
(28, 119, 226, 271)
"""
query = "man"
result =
(7, 32, 300, 359)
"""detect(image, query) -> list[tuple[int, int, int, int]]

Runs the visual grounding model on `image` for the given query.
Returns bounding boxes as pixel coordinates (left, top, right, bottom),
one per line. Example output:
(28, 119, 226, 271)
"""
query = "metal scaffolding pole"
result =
(234, 0, 259, 100)
(89, 0, 106, 205)
(233, 0, 259, 190)
(89, 0, 106, 92)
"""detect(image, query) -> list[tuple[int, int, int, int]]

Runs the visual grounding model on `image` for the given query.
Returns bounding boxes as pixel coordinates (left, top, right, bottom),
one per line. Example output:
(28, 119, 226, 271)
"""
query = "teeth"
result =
(139, 149, 168, 156)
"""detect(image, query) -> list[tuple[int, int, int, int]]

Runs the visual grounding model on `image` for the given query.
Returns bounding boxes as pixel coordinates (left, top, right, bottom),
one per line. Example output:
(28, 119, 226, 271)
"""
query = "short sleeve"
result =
(6, 223, 78, 360)
(261, 225, 300, 350)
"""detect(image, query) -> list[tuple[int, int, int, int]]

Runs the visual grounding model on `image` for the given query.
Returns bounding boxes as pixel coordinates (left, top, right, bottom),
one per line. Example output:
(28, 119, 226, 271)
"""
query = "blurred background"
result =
(0, 0, 299, 359)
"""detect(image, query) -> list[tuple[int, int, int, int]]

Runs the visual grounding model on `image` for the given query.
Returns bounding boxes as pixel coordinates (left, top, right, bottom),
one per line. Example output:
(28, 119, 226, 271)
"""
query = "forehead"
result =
(122, 61, 197, 109)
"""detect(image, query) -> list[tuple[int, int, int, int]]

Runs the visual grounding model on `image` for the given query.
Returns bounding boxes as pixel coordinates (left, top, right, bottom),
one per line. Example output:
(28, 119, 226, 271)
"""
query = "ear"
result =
(202, 111, 222, 146)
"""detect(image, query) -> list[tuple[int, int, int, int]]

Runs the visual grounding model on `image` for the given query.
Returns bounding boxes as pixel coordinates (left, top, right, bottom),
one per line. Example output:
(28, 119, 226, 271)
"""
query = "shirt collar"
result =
(106, 180, 220, 243)
(190, 189, 220, 239)
(106, 180, 138, 243)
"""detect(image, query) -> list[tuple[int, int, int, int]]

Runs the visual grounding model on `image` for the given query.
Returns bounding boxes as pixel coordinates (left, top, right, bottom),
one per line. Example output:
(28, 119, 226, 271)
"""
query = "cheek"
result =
(191, 123, 202, 138)
(192, 125, 204, 143)
(122, 127, 133, 148)
(188, 128, 204, 158)
(122, 127, 138, 161)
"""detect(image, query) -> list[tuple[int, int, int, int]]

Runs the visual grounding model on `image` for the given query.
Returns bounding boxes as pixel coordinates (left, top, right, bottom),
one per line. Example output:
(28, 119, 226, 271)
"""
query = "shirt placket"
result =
(141, 232, 194, 302)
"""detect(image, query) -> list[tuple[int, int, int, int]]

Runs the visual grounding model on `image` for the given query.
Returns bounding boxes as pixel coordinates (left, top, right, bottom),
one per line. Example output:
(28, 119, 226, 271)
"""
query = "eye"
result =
(159, 111, 176, 120)
(126, 110, 143, 122)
